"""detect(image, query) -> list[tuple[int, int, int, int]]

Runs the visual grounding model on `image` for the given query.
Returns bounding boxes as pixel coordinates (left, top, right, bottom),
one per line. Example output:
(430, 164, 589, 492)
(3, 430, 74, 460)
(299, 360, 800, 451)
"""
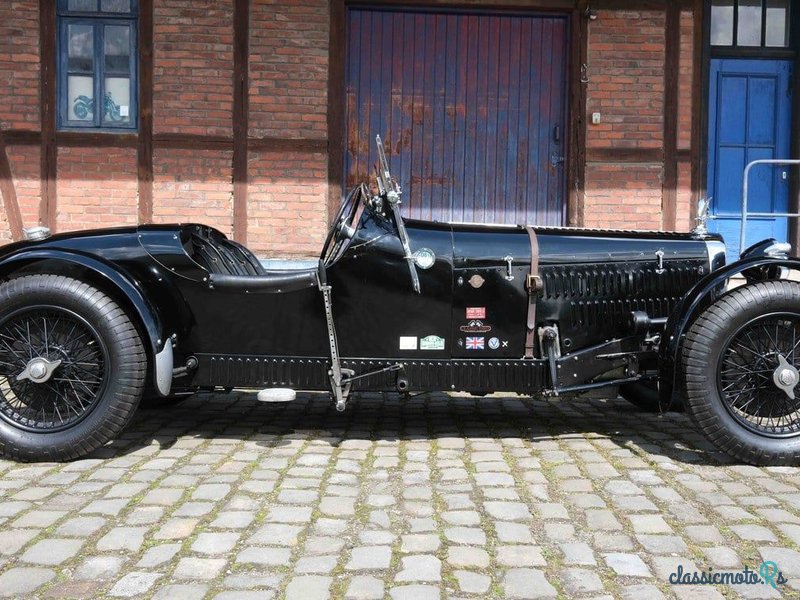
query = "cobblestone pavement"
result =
(1, 392, 800, 599)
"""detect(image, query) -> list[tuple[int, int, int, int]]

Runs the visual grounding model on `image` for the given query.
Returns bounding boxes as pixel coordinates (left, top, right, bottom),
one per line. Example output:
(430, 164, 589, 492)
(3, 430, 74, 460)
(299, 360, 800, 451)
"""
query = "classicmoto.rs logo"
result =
(668, 562, 787, 589)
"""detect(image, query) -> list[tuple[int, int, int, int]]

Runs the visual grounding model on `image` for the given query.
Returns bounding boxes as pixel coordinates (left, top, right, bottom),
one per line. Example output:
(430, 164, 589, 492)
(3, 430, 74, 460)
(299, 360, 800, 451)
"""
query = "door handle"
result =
(504, 256, 515, 281)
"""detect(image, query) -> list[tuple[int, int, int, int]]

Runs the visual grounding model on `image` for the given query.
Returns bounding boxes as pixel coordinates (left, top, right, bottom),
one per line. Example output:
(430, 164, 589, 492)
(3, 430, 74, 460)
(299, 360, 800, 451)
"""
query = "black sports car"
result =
(0, 137, 798, 465)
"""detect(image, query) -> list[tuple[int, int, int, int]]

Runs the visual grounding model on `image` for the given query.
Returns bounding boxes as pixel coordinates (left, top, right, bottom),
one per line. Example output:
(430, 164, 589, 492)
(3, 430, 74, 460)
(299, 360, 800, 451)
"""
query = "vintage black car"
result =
(0, 137, 799, 465)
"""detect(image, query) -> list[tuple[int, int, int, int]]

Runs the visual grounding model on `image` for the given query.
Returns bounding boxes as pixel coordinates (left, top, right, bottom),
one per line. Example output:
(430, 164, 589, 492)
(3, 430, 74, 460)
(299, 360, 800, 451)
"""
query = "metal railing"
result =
(740, 159, 800, 255)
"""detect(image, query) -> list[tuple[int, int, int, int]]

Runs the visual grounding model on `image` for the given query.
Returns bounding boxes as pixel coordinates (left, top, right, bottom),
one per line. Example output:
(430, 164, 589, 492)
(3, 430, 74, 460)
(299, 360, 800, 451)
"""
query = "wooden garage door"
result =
(344, 8, 569, 226)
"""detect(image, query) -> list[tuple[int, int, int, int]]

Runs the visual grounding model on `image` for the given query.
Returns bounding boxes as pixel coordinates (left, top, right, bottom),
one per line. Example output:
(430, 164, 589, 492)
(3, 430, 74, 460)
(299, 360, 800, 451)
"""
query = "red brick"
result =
(57, 147, 138, 232)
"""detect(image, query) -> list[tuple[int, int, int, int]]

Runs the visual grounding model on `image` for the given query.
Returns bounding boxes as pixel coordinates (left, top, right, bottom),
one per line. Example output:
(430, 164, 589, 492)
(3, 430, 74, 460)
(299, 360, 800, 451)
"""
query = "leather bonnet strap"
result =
(524, 226, 542, 359)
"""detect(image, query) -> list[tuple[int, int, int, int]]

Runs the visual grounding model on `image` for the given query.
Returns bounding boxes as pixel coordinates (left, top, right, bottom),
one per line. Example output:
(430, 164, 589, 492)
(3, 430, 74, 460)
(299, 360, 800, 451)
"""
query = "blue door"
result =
(707, 59, 792, 260)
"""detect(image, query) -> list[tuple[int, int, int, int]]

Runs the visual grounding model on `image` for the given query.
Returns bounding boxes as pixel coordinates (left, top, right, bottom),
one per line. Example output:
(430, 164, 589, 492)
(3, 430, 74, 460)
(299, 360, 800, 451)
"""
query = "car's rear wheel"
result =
(682, 280, 800, 465)
(0, 275, 146, 461)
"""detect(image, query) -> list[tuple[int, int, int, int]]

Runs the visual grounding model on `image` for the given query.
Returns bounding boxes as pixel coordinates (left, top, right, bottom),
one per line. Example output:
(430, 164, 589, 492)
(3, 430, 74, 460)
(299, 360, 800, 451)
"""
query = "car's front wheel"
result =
(682, 280, 800, 465)
(0, 275, 146, 461)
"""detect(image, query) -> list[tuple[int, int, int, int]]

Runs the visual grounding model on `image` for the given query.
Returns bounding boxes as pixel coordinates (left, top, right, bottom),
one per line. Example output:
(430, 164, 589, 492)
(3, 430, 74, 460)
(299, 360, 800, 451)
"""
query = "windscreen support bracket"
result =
(375, 135, 421, 294)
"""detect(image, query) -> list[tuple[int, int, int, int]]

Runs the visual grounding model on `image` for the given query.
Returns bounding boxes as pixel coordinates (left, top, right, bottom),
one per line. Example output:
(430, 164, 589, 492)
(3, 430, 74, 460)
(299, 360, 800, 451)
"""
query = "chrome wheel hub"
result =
(17, 357, 62, 384)
(773, 354, 799, 400)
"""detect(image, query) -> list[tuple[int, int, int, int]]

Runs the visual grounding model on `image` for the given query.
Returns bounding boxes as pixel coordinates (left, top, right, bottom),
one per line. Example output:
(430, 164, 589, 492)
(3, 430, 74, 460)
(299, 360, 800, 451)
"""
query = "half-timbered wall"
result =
(0, 0, 706, 258)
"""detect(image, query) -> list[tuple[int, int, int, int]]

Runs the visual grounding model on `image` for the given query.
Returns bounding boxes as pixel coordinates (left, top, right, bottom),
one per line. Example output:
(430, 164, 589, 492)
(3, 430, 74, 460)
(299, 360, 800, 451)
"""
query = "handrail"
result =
(740, 159, 800, 255)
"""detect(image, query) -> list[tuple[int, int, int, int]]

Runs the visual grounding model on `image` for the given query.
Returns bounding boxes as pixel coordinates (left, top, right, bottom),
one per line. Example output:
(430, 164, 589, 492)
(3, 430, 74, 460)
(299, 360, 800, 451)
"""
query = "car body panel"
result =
(1, 197, 792, 401)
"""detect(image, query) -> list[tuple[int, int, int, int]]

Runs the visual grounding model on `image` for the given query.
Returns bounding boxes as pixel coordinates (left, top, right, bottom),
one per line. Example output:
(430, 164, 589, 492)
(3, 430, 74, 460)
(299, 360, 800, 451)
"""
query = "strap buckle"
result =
(526, 274, 543, 294)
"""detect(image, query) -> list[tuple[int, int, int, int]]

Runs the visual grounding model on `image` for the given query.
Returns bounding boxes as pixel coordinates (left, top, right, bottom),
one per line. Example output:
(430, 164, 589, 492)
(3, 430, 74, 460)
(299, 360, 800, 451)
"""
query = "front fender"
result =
(0, 248, 172, 396)
(659, 254, 800, 406)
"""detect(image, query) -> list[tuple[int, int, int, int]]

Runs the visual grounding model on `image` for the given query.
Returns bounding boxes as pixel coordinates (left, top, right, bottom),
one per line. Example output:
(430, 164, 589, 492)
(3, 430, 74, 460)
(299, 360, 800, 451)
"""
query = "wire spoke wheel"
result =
(718, 312, 800, 437)
(0, 306, 109, 432)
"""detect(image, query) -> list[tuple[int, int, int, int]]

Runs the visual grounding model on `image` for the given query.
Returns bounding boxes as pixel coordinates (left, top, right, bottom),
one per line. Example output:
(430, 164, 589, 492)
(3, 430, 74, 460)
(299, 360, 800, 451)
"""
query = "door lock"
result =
(551, 153, 565, 168)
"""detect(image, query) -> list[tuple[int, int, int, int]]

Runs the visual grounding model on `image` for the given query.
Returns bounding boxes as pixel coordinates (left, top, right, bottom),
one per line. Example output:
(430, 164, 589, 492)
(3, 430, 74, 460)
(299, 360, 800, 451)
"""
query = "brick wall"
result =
(150, 0, 237, 240)
(153, 148, 234, 237)
(0, 0, 39, 242)
(6, 145, 42, 234)
(0, 1, 700, 257)
(248, 150, 328, 258)
(57, 147, 139, 231)
(0, 0, 39, 132)
(586, 11, 665, 153)
(154, 1, 234, 135)
(248, 0, 329, 258)
(583, 8, 696, 234)
(249, 0, 329, 139)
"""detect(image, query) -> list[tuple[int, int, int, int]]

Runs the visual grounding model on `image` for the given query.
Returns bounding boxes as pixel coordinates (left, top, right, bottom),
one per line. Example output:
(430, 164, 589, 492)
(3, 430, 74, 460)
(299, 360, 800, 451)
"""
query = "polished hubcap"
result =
(719, 314, 800, 436)
(17, 357, 62, 384)
(779, 369, 797, 386)
(0, 308, 108, 432)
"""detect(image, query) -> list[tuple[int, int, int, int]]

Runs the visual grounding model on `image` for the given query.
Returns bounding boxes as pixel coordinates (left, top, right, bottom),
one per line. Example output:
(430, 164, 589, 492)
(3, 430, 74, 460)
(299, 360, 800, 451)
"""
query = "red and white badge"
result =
(466, 307, 486, 320)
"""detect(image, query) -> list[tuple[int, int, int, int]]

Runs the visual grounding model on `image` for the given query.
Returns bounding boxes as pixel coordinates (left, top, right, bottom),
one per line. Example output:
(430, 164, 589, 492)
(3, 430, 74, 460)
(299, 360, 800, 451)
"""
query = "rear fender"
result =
(659, 254, 800, 407)
(0, 249, 173, 396)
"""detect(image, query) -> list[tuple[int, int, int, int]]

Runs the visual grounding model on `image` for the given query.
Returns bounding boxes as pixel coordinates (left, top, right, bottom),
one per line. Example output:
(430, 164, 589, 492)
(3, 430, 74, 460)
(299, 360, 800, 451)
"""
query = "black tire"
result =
(0, 275, 146, 461)
(682, 280, 800, 466)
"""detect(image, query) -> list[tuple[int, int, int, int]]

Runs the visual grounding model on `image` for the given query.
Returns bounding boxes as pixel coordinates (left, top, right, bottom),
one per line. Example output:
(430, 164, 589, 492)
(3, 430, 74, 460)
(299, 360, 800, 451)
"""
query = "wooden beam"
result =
(138, 0, 154, 223)
(570, 0, 588, 227)
(58, 132, 138, 148)
(157, 133, 233, 150)
(586, 147, 663, 164)
(348, 0, 577, 10)
(0, 130, 24, 241)
(661, 1, 680, 231)
(689, 0, 705, 225)
(39, 0, 57, 231)
(591, 0, 693, 8)
(232, 0, 249, 244)
(567, 5, 580, 226)
(4, 131, 41, 146)
(249, 138, 327, 153)
(327, 0, 346, 225)
(2, 130, 329, 153)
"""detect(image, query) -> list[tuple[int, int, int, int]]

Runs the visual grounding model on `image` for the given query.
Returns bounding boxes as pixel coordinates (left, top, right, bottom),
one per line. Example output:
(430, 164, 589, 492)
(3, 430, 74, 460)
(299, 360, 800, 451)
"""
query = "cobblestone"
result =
(0, 392, 797, 598)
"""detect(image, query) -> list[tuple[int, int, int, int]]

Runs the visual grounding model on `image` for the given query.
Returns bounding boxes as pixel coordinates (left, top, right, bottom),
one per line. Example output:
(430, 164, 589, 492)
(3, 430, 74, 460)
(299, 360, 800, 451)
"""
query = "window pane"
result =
(103, 78, 131, 124)
(67, 24, 93, 72)
(68, 75, 94, 121)
(104, 25, 130, 74)
(738, 0, 763, 46)
(711, 0, 734, 45)
(766, 0, 790, 47)
(100, 0, 131, 13)
(67, 0, 97, 10)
